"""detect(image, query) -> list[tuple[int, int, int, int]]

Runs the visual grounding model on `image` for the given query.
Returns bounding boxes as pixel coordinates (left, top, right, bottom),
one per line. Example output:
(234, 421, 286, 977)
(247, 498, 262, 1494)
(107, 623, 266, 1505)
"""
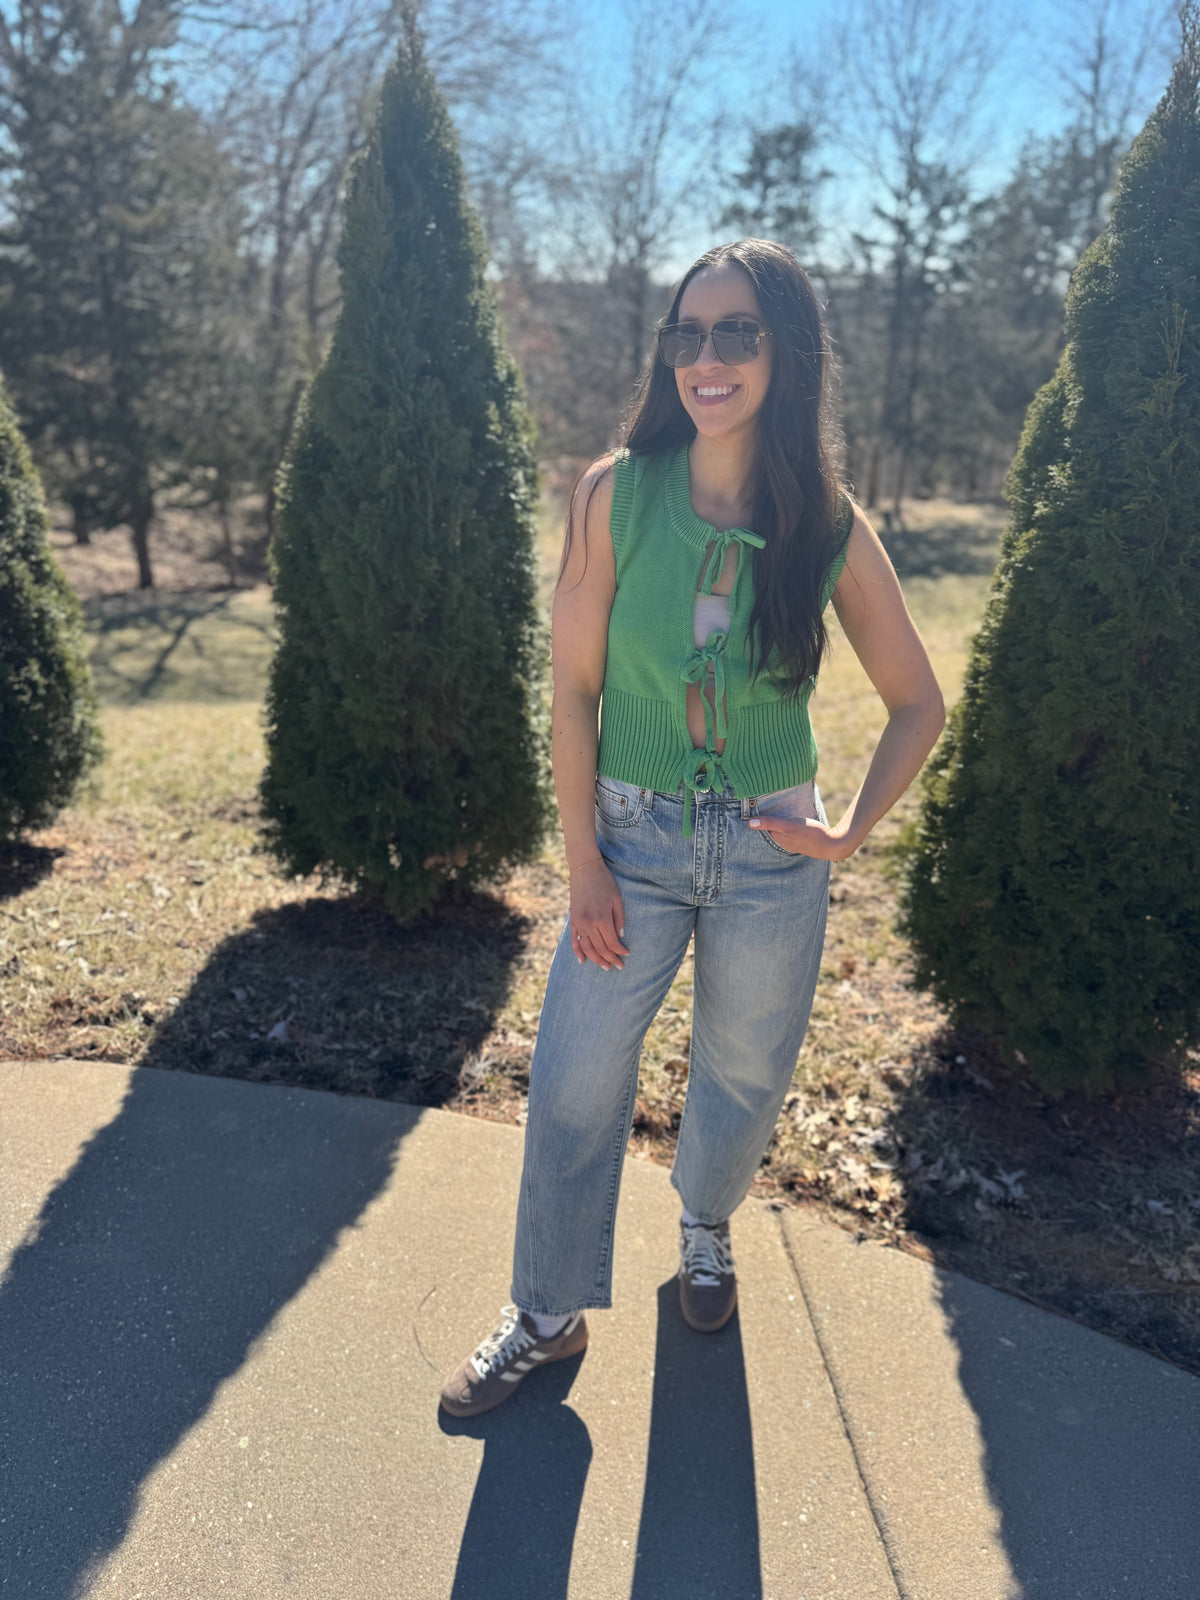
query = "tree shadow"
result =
(884, 1026, 1200, 1376)
(81, 591, 274, 703)
(0, 842, 63, 904)
(0, 1066, 425, 1598)
(873, 507, 1002, 578)
(0, 885, 530, 1595)
(139, 887, 532, 1107)
(933, 1266, 1200, 1598)
(881, 1026, 1200, 1593)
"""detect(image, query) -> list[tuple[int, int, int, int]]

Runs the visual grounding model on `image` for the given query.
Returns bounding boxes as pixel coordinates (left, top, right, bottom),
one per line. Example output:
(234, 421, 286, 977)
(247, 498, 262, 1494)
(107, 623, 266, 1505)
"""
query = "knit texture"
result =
(598, 444, 851, 832)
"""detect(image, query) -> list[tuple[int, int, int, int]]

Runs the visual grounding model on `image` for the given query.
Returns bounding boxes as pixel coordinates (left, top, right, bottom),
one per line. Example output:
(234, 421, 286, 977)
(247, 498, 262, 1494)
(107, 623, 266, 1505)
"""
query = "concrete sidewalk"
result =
(1, 1059, 1198, 1600)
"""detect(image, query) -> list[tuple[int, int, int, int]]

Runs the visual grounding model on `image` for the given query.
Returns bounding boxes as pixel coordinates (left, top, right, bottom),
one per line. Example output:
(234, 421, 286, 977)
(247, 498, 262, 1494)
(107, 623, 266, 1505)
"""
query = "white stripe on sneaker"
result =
(527, 1349, 548, 1360)
(499, 1372, 522, 1382)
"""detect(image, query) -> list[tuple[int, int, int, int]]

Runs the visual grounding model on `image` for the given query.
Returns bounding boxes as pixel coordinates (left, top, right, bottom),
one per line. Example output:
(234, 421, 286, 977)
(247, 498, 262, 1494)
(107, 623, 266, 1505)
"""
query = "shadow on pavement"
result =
(441, 1355, 593, 1600)
(440, 1277, 761, 1600)
(0, 1066, 416, 1599)
(631, 1279, 760, 1599)
(936, 1269, 1200, 1599)
(2, 885, 529, 1597)
(884, 1030, 1200, 1375)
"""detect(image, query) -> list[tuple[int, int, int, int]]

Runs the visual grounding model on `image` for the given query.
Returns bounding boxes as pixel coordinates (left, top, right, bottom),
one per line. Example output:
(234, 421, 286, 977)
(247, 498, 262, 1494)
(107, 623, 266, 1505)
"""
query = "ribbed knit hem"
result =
(725, 698, 820, 795)
(598, 689, 688, 793)
(598, 688, 819, 799)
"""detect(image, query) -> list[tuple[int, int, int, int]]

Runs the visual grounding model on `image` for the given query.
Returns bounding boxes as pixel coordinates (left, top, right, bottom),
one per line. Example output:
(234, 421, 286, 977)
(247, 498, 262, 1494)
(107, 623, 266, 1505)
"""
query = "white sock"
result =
(532, 1311, 571, 1339)
(680, 1206, 703, 1227)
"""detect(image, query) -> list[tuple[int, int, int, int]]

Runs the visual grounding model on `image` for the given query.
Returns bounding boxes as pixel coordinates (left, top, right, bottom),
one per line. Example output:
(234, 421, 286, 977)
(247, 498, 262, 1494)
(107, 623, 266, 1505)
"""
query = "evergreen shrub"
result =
(0, 374, 102, 838)
(899, 15, 1200, 1094)
(261, 13, 550, 921)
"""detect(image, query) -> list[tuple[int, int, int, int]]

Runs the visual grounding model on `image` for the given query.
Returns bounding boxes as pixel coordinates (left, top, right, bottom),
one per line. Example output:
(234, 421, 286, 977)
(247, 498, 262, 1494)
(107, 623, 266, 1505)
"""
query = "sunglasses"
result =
(656, 318, 772, 369)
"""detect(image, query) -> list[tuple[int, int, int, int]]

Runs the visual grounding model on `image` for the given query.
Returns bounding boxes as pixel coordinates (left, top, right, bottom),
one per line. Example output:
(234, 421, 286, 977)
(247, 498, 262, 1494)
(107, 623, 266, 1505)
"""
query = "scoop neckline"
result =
(665, 444, 757, 551)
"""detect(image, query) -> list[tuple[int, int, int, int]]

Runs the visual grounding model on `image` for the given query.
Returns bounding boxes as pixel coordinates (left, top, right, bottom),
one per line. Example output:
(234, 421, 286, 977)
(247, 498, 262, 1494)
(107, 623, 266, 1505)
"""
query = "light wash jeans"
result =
(510, 773, 831, 1317)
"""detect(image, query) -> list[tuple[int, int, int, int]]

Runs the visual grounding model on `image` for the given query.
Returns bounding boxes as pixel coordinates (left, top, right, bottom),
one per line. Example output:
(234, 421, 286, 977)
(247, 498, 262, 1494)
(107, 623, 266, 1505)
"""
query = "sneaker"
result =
(439, 1304, 589, 1417)
(678, 1219, 737, 1332)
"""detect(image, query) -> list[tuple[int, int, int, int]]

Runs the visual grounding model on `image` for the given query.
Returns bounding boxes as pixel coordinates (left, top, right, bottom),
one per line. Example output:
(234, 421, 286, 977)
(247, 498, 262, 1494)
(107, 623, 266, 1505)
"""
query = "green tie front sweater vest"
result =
(596, 444, 853, 835)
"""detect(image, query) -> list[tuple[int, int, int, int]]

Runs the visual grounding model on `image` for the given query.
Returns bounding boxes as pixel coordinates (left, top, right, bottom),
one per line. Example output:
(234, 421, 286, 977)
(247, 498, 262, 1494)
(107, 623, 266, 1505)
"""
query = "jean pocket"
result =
(595, 774, 650, 828)
(750, 780, 820, 855)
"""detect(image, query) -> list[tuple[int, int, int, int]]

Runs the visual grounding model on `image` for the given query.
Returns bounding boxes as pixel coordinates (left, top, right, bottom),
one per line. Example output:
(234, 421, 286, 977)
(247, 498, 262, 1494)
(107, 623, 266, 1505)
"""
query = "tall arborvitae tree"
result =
(260, 11, 550, 922)
(0, 375, 102, 837)
(900, 8, 1200, 1095)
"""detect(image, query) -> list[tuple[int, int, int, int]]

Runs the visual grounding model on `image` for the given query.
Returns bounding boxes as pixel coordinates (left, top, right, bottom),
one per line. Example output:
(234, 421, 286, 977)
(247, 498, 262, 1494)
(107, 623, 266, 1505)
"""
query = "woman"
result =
(440, 238, 945, 1417)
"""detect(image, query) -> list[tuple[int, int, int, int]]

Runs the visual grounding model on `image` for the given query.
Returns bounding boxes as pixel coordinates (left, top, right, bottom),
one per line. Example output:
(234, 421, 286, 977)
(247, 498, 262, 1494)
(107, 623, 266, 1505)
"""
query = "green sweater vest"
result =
(596, 443, 852, 834)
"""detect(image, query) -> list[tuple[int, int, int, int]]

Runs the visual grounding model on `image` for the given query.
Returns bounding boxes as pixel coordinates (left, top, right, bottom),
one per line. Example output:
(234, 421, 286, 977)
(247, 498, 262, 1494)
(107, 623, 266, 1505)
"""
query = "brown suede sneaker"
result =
(439, 1305, 589, 1417)
(678, 1219, 737, 1332)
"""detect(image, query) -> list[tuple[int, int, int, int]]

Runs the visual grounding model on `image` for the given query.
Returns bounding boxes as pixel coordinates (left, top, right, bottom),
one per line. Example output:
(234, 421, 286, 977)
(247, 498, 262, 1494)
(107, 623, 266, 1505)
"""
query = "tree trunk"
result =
(217, 498, 238, 586)
(128, 480, 155, 589)
(629, 264, 650, 387)
(130, 520, 154, 589)
(72, 504, 92, 546)
(865, 438, 883, 509)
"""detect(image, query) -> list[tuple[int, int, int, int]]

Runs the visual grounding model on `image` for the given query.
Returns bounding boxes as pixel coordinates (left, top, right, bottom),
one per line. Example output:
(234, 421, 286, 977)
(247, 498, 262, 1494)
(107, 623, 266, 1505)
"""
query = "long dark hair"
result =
(622, 238, 847, 695)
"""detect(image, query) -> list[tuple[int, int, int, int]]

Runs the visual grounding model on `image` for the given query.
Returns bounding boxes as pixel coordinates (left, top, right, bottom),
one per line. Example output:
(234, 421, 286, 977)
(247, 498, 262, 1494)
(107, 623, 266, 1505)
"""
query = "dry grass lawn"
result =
(3, 494, 1198, 1376)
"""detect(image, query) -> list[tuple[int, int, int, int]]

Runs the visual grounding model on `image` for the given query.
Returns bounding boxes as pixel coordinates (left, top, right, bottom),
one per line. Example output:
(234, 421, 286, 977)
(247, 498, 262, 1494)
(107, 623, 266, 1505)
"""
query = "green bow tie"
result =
(681, 630, 730, 742)
(698, 527, 767, 606)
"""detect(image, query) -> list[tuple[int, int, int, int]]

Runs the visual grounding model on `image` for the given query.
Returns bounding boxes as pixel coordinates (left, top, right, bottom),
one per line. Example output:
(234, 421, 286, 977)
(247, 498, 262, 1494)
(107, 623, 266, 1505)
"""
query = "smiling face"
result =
(673, 262, 773, 442)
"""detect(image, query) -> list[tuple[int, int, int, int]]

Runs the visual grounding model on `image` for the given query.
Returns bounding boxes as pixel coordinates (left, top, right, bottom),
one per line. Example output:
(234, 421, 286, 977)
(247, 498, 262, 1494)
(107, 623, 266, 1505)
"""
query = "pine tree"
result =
(0, 375, 102, 838)
(0, 0, 247, 590)
(899, 10, 1200, 1094)
(260, 12, 550, 922)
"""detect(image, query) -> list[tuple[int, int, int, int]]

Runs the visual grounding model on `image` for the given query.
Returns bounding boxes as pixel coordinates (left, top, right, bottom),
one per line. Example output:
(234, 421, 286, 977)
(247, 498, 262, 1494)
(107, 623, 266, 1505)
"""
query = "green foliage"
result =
(718, 123, 830, 257)
(0, 0, 250, 589)
(0, 376, 103, 837)
(899, 17, 1200, 1094)
(260, 15, 551, 923)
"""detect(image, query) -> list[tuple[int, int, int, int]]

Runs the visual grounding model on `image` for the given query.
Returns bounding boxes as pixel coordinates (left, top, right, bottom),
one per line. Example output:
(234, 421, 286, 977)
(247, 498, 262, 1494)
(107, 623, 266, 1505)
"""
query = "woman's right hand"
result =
(568, 857, 631, 971)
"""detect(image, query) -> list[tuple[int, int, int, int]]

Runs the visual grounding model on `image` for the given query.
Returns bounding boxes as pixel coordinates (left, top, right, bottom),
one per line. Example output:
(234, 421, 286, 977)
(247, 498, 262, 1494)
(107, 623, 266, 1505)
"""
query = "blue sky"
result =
(549, 0, 1180, 275)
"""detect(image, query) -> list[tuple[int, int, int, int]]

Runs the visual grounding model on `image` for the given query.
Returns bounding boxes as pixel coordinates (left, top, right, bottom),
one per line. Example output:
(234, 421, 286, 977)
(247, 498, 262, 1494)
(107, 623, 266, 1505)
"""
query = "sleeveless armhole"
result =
(821, 489, 855, 608)
(608, 448, 636, 582)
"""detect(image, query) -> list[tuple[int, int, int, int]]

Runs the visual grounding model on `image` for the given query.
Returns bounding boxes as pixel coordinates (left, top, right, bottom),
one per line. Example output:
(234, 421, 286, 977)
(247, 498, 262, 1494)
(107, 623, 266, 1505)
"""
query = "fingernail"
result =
(619, 927, 626, 938)
(748, 819, 760, 827)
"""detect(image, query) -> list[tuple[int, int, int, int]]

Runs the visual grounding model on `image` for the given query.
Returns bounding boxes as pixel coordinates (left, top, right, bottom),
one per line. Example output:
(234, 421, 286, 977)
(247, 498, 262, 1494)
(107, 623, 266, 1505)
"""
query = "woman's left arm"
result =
(749, 505, 946, 862)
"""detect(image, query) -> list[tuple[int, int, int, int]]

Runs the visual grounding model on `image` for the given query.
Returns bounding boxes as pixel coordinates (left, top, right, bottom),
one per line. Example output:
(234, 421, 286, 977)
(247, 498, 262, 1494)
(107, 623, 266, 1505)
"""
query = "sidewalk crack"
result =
(776, 1211, 907, 1600)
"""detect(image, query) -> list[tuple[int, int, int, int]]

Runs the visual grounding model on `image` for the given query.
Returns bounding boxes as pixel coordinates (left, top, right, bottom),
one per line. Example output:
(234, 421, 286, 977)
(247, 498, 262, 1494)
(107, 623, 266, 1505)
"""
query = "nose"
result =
(693, 330, 730, 367)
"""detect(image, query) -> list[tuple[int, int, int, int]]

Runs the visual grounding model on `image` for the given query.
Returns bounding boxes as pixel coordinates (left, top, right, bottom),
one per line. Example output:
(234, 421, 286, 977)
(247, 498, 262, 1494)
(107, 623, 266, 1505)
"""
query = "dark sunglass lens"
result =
(658, 324, 702, 367)
(712, 320, 761, 364)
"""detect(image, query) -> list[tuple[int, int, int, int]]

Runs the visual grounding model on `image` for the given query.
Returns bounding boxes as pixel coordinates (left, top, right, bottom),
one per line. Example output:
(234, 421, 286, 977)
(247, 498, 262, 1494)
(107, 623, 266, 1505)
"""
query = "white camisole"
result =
(693, 591, 730, 647)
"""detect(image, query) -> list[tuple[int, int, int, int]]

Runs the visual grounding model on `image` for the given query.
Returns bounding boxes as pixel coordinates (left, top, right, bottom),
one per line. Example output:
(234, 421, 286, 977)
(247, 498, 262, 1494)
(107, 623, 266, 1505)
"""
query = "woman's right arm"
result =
(552, 457, 631, 972)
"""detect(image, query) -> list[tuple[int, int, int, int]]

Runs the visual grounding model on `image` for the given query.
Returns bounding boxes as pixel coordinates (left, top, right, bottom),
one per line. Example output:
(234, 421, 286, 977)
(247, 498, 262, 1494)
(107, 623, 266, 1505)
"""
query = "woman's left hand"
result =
(747, 815, 857, 861)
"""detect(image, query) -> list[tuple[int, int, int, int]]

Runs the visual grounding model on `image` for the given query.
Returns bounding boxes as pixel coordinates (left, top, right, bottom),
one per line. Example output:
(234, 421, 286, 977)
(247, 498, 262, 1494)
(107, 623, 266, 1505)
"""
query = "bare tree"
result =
(173, 0, 563, 536)
(1037, 0, 1177, 244)
(823, 0, 1008, 510)
(538, 0, 752, 429)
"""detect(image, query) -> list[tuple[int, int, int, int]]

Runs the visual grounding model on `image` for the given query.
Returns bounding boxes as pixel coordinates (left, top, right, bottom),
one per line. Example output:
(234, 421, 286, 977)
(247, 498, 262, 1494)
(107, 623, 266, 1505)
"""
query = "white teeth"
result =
(696, 386, 735, 397)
